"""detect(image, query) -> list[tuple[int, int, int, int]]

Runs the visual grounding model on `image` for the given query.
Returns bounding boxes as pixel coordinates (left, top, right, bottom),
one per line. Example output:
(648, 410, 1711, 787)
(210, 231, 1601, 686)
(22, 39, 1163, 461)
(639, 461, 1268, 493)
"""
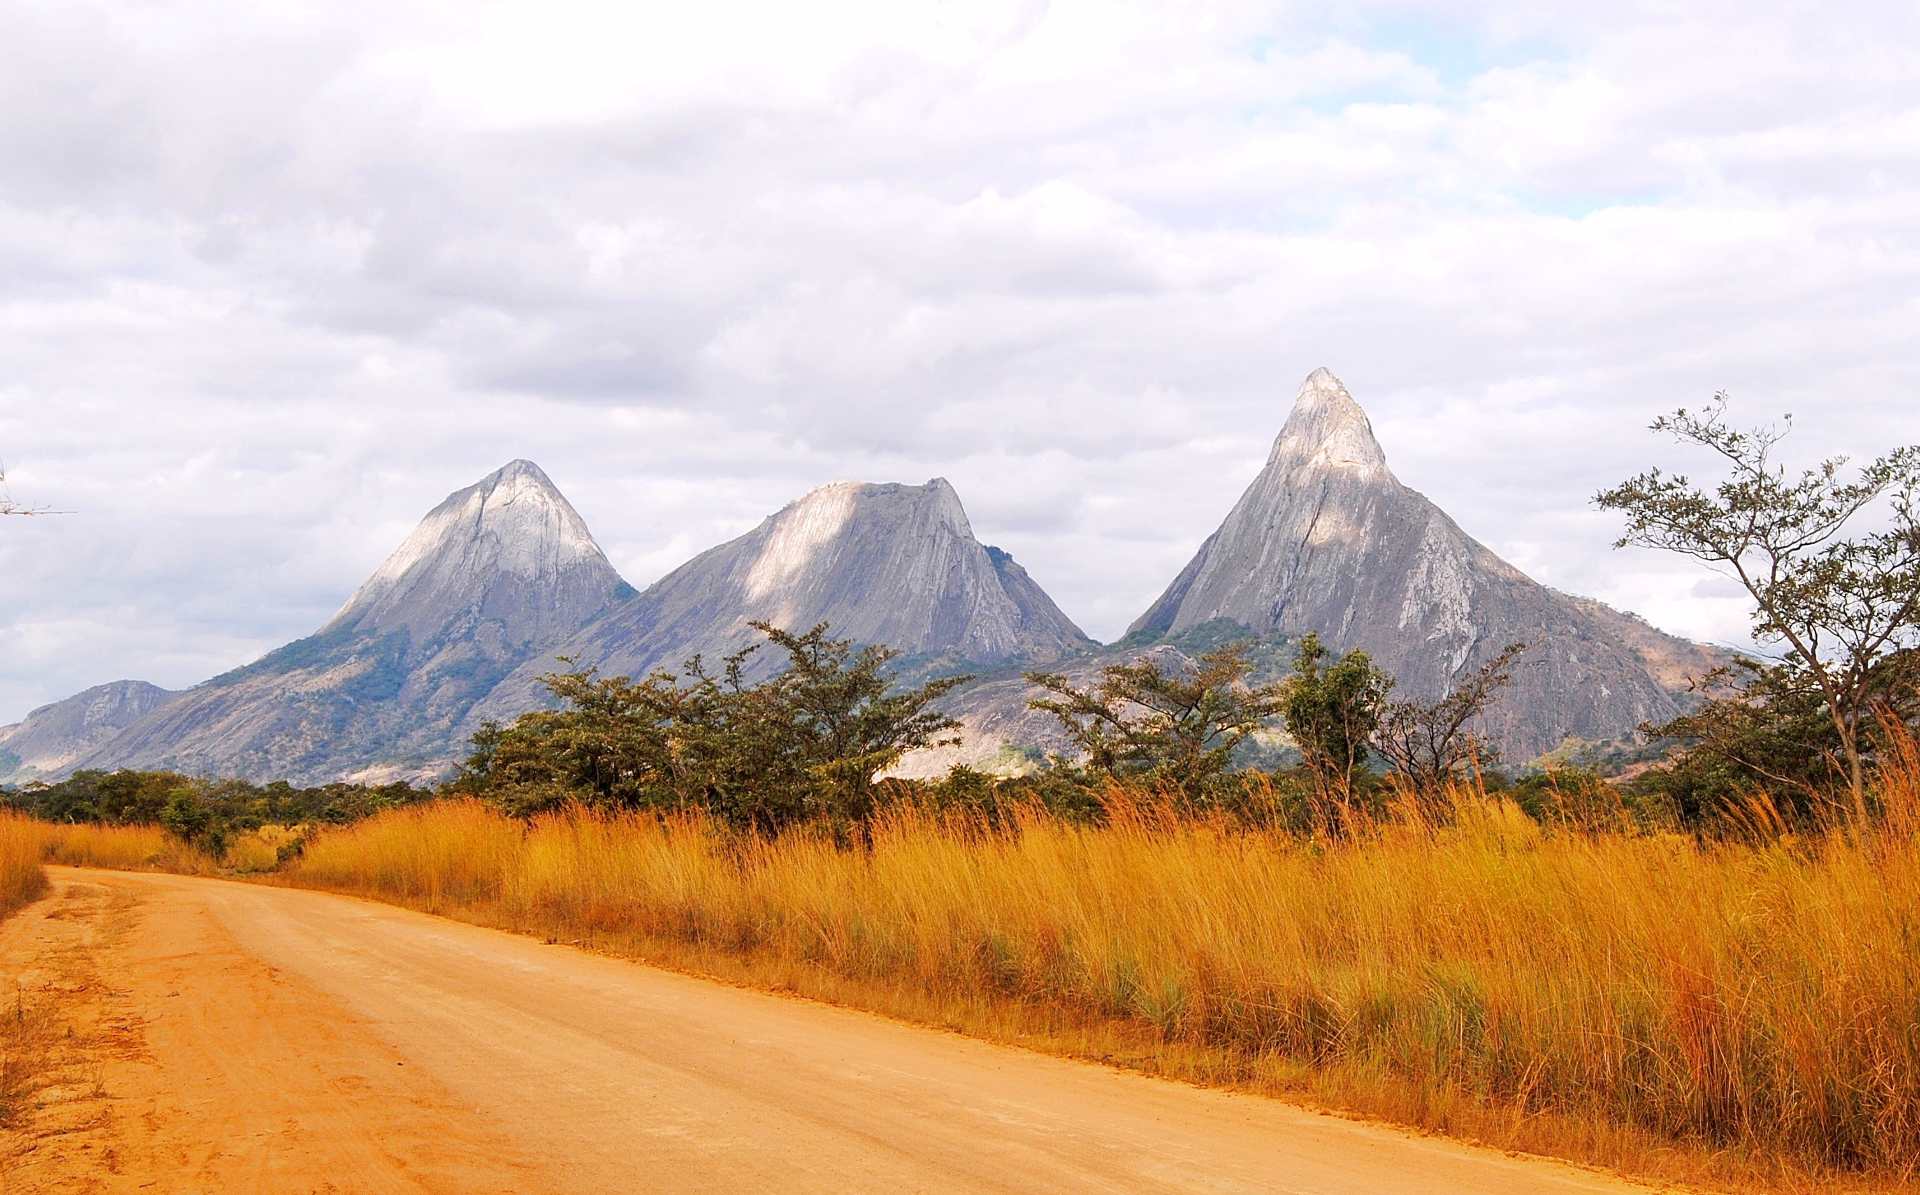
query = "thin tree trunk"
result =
(1832, 710, 1868, 823)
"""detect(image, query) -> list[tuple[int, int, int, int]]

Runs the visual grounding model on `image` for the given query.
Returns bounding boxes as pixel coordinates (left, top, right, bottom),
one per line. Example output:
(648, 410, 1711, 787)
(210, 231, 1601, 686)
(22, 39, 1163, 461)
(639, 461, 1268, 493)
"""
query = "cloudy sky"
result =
(2, 0, 1917, 720)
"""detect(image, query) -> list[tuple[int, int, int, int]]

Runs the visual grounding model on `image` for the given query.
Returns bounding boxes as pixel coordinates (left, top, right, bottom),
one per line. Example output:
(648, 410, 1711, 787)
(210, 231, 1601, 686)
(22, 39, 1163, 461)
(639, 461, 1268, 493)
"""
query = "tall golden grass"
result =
(222, 823, 304, 873)
(0, 811, 48, 918)
(0, 817, 299, 896)
(36, 821, 212, 873)
(286, 736, 1920, 1189)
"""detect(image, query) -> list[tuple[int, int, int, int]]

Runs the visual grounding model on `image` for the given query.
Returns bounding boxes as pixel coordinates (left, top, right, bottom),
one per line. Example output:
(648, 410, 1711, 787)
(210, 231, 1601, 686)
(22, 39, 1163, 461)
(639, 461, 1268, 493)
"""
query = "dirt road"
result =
(0, 868, 1651, 1194)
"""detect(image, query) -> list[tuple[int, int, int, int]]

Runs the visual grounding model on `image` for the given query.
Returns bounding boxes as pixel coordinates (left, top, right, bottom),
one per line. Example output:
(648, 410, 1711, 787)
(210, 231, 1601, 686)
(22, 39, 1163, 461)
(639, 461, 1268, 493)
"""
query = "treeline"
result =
(450, 613, 1543, 836)
(12, 615, 1913, 847)
(2, 768, 428, 857)
(454, 618, 1916, 839)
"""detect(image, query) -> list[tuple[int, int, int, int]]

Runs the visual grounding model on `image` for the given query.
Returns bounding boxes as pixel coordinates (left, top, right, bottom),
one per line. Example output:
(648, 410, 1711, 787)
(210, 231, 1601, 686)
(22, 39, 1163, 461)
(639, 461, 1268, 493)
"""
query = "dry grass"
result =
(0, 987, 64, 1129)
(223, 823, 304, 873)
(285, 745, 1920, 1193)
(36, 822, 213, 874)
(0, 812, 48, 920)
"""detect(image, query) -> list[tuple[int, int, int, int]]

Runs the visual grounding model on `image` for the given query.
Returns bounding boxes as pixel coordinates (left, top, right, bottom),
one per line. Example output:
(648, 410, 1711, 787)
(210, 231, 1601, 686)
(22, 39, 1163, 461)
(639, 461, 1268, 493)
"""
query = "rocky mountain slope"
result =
(0, 680, 178, 783)
(16, 377, 1723, 784)
(1125, 368, 1720, 759)
(70, 461, 630, 784)
(472, 478, 1093, 725)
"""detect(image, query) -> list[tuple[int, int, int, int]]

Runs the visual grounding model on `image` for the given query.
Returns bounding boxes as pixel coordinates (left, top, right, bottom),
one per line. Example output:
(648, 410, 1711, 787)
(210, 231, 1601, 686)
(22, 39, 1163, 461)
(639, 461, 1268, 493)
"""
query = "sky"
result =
(2, 0, 1918, 721)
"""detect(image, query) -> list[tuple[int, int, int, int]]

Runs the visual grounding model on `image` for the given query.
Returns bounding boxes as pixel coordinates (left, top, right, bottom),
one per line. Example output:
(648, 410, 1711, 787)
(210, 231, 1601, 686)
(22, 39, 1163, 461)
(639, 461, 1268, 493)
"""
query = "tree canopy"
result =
(461, 622, 969, 832)
(1597, 396, 1920, 812)
(1026, 645, 1285, 805)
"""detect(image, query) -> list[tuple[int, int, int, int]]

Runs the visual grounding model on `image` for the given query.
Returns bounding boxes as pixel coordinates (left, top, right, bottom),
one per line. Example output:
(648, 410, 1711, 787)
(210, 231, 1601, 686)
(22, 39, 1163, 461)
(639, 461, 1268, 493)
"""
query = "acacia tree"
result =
(1026, 645, 1285, 803)
(1279, 634, 1393, 832)
(461, 622, 969, 831)
(1597, 396, 1920, 813)
(740, 621, 970, 829)
(1373, 642, 1525, 804)
(1637, 657, 1880, 826)
(460, 660, 713, 815)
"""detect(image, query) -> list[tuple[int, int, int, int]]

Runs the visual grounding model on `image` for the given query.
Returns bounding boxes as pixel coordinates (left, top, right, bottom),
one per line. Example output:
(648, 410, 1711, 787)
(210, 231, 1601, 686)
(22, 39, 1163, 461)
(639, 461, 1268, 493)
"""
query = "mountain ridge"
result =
(469, 477, 1095, 728)
(14, 377, 1726, 784)
(0, 680, 180, 784)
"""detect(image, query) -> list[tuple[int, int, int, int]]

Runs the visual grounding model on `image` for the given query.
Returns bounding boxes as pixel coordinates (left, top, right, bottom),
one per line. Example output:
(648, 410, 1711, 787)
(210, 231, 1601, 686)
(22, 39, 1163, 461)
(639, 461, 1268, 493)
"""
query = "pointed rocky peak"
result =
(493, 472, 1094, 710)
(921, 476, 972, 530)
(325, 459, 625, 643)
(745, 478, 979, 600)
(1267, 367, 1389, 477)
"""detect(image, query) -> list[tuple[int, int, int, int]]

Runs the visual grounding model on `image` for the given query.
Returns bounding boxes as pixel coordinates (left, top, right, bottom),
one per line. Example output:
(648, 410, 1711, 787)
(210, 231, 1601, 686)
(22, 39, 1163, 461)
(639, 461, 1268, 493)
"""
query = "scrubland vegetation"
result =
(3, 639, 1916, 1189)
(273, 739, 1920, 1190)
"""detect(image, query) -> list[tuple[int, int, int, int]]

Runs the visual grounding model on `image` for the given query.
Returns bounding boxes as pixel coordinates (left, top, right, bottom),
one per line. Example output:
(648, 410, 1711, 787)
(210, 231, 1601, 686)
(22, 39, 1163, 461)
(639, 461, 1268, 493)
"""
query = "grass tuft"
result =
(0, 812, 48, 919)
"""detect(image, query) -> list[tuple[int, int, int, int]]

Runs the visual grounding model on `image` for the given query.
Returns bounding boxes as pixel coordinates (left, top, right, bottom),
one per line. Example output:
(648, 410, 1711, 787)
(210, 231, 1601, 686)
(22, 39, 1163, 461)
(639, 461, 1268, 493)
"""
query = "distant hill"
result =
(0, 680, 178, 784)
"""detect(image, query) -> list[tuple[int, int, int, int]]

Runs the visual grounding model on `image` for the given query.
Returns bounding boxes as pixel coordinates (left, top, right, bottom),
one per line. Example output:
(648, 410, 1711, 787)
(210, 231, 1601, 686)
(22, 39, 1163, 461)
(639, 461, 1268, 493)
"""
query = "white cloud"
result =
(2, 0, 1918, 719)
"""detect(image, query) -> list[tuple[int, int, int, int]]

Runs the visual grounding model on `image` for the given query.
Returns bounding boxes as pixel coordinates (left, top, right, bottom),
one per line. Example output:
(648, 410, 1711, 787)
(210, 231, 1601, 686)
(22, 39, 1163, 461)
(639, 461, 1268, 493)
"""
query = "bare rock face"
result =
(72, 461, 628, 783)
(0, 680, 178, 783)
(324, 459, 622, 648)
(474, 478, 1093, 725)
(1128, 368, 1717, 759)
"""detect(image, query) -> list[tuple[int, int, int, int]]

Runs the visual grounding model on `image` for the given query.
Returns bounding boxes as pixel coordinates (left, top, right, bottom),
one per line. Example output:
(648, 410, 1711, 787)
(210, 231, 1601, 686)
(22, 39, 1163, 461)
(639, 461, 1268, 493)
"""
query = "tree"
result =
(461, 623, 970, 832)
(732, 621, 970, 830)
(1633, 658, 1847, 826)
(1597, 396, 1920, 813)
(1026, 645, 1285, 804)
(458, 660, 713, 816)
(1372, 642, 1525, 804)
(1280, 634, 1392, 833)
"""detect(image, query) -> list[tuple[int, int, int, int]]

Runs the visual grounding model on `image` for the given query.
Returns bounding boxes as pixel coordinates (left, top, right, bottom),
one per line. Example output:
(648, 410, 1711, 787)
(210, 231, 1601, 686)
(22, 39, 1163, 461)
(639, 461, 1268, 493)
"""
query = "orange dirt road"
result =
(1, 868, 1654, 1194)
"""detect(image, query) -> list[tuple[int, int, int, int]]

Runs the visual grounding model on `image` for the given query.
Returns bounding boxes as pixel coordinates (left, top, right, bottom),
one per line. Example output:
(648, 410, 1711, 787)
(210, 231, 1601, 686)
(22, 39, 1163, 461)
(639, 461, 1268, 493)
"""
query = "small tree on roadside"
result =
(1026, 645, 1285, 804)
(1597, 396, 1920, 814)
(1280, 634, 1393, 834)
(1372, 642, 1526, 808)
(458, 660, 714, 816)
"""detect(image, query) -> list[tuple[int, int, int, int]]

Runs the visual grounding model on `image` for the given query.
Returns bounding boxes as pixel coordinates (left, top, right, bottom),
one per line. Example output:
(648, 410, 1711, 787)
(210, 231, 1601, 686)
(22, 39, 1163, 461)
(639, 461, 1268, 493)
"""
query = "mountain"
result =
(24, 381, 1717, 784)
(473, 478, 1093, 725)
(73, 461, 629, 783)
(1126, 368, 1721, 759)
(0, 680, 179, 784)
